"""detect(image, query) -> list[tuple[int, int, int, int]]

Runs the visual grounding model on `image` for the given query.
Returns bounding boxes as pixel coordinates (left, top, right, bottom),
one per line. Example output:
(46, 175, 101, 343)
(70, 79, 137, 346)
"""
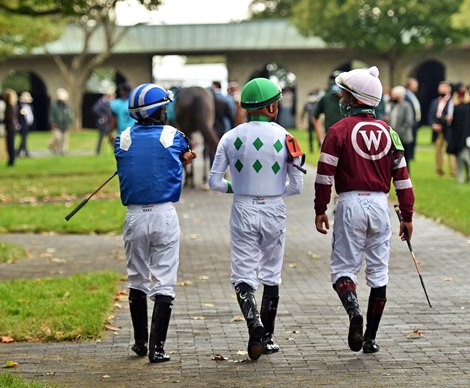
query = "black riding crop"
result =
(65, 171, 118, 221)
(394, 204, 432, 308)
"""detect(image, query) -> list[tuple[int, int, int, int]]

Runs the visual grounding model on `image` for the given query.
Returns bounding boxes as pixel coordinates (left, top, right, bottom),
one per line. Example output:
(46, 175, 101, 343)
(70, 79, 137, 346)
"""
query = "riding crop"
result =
(65, 171, 118, 221)
(394, 204, 432, 308)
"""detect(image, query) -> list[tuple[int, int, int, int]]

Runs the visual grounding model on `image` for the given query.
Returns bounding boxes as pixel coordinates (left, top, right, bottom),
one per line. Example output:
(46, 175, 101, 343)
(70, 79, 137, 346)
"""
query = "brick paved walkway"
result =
(1, 160, 470, 387)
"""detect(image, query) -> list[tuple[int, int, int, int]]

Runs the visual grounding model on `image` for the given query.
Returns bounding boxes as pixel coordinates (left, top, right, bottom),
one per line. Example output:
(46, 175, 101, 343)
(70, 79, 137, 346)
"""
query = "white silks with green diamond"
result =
(208, 121, 303, 196)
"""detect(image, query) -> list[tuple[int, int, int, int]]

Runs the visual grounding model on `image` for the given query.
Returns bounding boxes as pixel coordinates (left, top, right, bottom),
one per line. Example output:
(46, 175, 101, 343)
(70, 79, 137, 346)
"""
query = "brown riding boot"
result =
(363, 296, 387, 354)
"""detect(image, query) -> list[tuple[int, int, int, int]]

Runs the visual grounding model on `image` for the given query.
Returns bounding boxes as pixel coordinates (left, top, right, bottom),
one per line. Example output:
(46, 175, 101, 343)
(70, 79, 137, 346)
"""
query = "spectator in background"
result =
(0, 94, 6, 159)
(376, 87, 391, 122)
(448, 83, 470, 184)
(92, 89, 115, 155)
(428, 81, 456, 177)
(111, 83, 136, 141)
(48, 88, 74, 155)
(277, 86, 296, 129)
(301, 89, 323, 153)
(405, 78, 422, 160)
(3, 89, 18, 167)
(389, 86, 414, 172)
(313, 71, 343, 143)
(227, 81, 246, 126)
(211, 81, 234, 136)
(16, 91, 35, 158)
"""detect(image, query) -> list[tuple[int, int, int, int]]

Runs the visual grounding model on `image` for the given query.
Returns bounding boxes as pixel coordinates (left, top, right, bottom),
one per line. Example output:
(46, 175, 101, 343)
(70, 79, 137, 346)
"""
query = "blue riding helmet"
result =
(128, 83, 173, 120)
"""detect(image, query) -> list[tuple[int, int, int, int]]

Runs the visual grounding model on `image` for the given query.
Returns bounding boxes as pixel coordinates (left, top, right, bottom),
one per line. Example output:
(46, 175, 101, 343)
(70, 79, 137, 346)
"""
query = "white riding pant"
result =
(124, 203, 180, 299)
(331, 191, 391, 288)
(230, 195, 286, 291)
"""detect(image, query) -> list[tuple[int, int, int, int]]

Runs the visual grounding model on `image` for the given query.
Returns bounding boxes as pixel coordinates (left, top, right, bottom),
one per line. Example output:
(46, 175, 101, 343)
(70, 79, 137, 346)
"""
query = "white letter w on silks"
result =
(359, 130, 382, 151)
(160, 126, 177, 148)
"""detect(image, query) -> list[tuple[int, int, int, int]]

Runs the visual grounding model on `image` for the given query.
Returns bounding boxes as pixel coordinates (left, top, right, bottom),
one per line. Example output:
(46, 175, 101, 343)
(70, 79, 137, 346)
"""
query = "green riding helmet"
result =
(241, 78, 282, 110)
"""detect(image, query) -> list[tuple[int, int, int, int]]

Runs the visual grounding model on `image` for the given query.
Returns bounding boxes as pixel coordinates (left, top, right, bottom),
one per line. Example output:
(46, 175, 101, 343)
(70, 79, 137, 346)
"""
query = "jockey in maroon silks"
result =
(314, 66, 414, 353)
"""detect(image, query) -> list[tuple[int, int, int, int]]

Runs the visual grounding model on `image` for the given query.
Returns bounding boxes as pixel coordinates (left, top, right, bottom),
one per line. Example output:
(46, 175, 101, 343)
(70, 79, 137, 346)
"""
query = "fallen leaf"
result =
(190, 234, 200, 239)
(2, 361, 18, 368)
(407, 329, 425, 338)
(199, 276, 209, 281)
(46, 372, 56, 376)
(202, 303, 215, 308)
(443, 277, 453, 282)
(287, 329, 302, 334)
(49, 258, 66, 263)
(231, 315, 244, 322)
(102, 375, 111, 379)
(236, 350, 248, 355)
(288, 263, 298, 268)
(113, 294, 127, 302)
(177, 280, 193, 286)
(212, 354, 228, 361)
(116, 289, 128, 295)
(105, 324, 121, 332)
(1, 336, 14, 343)
(234, 359, 249, 363)
(193, 316, 205, 320)
(307, 251, 320, 259)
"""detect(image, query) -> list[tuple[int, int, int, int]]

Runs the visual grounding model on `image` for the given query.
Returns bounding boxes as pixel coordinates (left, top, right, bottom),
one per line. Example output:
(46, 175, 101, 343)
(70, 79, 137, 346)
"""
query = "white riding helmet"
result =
(335, 66, 383, 107)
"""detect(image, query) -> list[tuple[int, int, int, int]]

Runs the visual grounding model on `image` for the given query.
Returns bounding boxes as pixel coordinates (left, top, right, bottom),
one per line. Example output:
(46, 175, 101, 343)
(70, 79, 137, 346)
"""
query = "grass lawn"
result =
(0, 241, 28, 263)
(0, 372, 57, 388)
(0, 271, 121, 341)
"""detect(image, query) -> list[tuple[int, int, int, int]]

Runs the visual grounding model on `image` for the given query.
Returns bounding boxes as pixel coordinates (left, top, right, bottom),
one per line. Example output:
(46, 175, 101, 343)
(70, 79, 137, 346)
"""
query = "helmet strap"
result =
(138, 108, 167, 126)
(339, 93, 375, 118)
(247, 103, 278, 122)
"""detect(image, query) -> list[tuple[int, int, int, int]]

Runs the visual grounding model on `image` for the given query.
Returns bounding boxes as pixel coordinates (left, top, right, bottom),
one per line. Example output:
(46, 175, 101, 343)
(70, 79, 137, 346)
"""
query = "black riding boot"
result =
(363, 286, 387, 354)
(129, 288, 148, 356)
(260, 285, 280, 354)
(235, 283, 265, 360)
(148, 295, 173, 363)
(334, 277, 363, 352)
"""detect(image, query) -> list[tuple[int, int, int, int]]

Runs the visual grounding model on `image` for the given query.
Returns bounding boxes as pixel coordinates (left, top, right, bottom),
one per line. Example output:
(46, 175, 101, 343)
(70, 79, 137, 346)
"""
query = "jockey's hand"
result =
(399, 221, 413, 241)
(315, 213, 329, 234)
(182, 150, 197, 166)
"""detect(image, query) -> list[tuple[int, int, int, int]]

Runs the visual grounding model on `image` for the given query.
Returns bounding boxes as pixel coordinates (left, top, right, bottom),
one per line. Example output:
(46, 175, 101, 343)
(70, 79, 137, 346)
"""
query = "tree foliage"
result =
(1, 0, 164, 129)
(0, 8, 60, 59)
(249, 0, 295, 19)
(292, 0, 465, 56)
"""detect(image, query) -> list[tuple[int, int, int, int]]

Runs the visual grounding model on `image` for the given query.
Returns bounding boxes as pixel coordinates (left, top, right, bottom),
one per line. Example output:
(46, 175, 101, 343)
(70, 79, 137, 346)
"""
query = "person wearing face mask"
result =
(427, 81, 456, 177)
(389, 85, 414, 173)
(314, 66, 415, 354)
(447, 83, 470, 184)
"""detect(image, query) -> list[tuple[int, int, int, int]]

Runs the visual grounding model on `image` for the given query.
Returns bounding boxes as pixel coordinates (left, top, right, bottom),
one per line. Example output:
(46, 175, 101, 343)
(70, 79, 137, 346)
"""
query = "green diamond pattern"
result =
(273, 139, 283, 153)
(252, 159, 263, 173)
(253, 137, 264, 151)
(234, 137, 243, 150)
(272, 161, 281, 174)
(235, 159, 244, 172)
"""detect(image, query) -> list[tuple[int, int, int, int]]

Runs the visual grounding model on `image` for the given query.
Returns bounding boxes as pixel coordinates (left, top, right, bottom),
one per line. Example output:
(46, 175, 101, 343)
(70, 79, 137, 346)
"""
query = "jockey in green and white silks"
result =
(209, 78, 303, 360)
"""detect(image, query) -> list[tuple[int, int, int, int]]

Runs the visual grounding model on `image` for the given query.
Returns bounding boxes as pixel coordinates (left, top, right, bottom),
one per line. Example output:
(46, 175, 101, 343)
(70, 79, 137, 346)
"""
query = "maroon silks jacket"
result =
(314, 114, 414, 222)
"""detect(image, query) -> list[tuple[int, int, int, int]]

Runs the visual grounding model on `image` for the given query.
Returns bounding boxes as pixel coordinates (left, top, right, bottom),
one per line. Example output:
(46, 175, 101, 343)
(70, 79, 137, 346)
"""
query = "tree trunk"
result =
(67, 75, 87, 130)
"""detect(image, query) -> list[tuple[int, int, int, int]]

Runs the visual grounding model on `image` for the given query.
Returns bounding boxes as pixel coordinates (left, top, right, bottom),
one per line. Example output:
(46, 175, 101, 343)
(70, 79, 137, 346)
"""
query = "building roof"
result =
(31, 19, 326, 55)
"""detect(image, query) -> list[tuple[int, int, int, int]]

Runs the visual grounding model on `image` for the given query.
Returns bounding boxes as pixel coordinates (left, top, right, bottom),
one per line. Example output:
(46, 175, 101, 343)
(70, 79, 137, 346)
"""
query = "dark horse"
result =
(173, 86, 219, 188)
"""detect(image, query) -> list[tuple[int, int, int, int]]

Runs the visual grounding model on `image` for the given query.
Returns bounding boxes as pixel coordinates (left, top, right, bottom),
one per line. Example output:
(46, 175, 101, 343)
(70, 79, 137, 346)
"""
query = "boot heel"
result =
(248, 325, 265, 360)
(348, 313, 363, 352)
